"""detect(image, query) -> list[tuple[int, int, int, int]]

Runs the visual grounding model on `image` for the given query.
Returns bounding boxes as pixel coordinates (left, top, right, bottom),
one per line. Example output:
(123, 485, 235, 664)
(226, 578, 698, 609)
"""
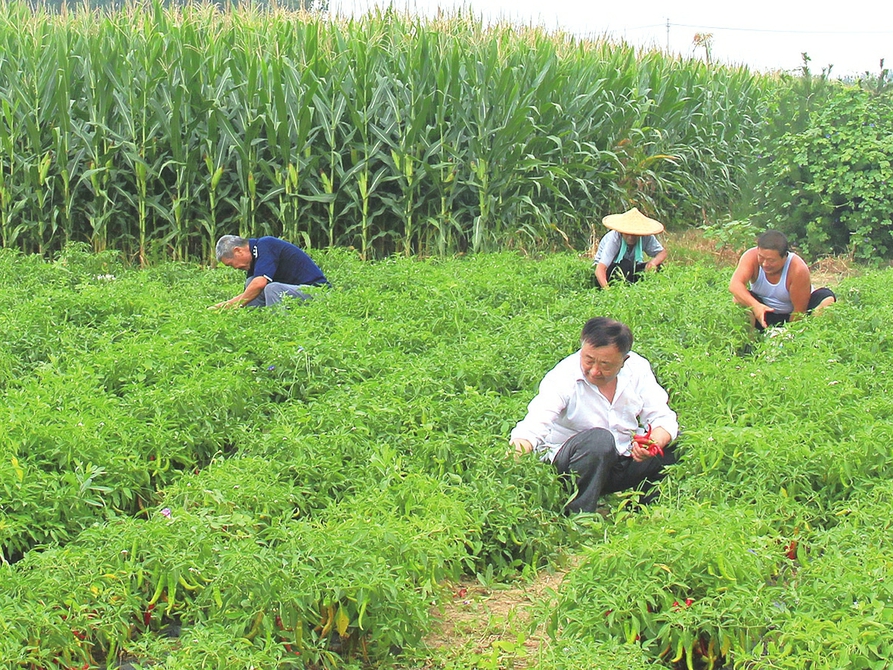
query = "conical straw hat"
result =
(602, 208, 664, 235)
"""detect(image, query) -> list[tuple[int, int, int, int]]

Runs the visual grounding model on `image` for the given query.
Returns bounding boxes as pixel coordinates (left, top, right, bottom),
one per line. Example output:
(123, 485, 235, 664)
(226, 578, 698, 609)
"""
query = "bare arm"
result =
(729, 249, 759, 307)
(595, 263, 610, 288)
(593, 233, 619, 288)
(729, 249, 772, 327)
(210, 275, 269, 310)
(645, 248, 668, 271)
(786, 257, 812, 318)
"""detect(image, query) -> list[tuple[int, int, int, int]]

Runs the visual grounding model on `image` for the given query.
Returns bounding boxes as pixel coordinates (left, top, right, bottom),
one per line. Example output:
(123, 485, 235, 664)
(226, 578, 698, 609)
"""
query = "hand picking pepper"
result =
(632, 424, 664, 457)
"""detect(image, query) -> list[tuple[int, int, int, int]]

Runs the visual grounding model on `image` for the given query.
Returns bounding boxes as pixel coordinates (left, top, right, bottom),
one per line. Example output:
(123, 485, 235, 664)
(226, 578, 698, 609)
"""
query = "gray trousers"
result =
(552, 427, 676, 514)
(243, 279, 312, 307)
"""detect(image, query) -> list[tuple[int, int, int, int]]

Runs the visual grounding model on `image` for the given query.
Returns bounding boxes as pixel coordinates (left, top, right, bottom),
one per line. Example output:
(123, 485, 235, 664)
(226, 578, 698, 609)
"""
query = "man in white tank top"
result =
(729, 230, 836, 330)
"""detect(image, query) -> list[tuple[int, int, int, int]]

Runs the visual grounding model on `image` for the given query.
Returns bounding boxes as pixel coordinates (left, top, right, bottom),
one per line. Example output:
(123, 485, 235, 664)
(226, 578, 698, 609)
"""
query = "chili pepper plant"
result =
(2, 247, 892, 668)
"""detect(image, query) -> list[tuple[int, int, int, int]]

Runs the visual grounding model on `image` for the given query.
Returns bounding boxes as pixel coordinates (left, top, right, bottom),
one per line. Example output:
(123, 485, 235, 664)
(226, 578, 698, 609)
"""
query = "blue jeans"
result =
(243, 279, 312, 307)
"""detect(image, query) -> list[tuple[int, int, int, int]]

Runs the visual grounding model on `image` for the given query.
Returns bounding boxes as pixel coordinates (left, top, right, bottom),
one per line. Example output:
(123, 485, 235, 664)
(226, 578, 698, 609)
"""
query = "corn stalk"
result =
(0, 1, 771, 260)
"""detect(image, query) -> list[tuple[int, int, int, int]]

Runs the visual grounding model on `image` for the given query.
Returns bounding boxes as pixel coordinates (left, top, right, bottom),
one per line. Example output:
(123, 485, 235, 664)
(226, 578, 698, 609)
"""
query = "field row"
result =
(2, 247, 892, 668)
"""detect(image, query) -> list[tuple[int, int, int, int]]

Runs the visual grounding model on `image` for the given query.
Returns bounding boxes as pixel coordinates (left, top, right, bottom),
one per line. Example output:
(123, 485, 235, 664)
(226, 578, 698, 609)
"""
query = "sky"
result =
(329, 0, 893, 78)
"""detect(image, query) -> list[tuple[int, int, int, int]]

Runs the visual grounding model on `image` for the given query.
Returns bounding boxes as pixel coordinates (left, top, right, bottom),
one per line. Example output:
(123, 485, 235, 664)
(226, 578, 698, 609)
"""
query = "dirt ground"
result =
(416, 566, 572, 669)
(807, 254, 862, 288)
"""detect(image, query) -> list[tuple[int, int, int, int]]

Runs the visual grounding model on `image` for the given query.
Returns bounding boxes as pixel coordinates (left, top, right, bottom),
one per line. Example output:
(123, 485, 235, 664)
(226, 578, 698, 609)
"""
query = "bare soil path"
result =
(414, 566, 571, 669)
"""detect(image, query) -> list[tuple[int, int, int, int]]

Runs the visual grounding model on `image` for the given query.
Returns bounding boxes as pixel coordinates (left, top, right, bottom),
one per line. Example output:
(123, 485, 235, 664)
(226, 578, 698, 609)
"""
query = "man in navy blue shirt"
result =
(210, 235, 329, 309)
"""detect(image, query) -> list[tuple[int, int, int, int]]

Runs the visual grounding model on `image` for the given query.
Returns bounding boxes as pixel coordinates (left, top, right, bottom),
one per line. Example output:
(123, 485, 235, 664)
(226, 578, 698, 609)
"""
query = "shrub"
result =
(754, 81, 893, 261)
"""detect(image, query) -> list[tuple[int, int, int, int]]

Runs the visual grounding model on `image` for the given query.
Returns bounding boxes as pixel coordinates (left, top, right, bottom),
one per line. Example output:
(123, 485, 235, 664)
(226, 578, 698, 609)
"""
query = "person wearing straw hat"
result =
(593, 208, 667, 288)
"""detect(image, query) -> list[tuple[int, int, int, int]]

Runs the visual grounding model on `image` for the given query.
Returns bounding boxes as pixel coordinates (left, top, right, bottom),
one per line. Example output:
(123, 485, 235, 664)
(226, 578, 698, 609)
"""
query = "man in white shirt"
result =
(509, 317, 678, 514)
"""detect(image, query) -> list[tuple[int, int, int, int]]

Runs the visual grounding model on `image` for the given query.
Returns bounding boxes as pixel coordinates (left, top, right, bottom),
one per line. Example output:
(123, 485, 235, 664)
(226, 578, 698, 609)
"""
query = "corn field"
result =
(0, 0, 773, 262)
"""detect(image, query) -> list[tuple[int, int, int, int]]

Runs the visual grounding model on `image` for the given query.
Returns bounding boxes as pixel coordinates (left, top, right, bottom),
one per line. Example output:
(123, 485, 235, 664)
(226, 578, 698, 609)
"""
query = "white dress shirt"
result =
(510, 350, 678, 461)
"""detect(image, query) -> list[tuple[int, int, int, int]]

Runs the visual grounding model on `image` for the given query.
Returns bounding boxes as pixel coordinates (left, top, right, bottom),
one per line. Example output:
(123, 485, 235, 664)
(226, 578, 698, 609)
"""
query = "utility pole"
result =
(666, 18, 670, 51)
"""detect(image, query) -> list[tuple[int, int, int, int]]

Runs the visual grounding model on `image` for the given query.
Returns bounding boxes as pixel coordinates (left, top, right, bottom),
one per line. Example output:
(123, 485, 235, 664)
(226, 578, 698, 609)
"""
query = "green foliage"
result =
(699, 218, 760, 255)
(547, 264, 893, 669)
(535, 637, 655, 669)
(553, 505, 785, 668)
(741, 482, 893, 669)
(0, 249, 590, 667)
(4, 248, 893, 668)
(753, 64, 893, 261)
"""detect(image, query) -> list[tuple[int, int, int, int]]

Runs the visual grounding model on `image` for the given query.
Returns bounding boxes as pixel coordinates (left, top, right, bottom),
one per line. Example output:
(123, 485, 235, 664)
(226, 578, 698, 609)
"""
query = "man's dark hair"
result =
(581, 317, 633, 354)
(757, 230, 789, 257)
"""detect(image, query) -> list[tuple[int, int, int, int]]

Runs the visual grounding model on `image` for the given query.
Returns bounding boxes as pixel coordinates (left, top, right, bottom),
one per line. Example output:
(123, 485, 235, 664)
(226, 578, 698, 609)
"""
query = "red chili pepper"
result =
(143, 603, 155, 627)
(632, 424, 653, 444)
(631, 424, 664, 457)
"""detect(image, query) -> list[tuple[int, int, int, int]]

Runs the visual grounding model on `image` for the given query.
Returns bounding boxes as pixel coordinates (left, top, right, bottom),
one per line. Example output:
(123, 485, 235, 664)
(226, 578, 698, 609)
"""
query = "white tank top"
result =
(750, 253, 795, 313)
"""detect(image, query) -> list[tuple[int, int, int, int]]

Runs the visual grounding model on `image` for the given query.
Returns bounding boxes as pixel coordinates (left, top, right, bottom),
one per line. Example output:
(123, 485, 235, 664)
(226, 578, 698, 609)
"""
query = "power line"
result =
(677, 22, 893, 35)
(624, 21, 893, 36)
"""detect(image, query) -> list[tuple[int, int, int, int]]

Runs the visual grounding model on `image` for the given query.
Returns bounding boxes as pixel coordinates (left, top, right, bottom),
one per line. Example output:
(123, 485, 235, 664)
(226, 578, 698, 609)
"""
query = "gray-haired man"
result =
(210, 235, 329, 309)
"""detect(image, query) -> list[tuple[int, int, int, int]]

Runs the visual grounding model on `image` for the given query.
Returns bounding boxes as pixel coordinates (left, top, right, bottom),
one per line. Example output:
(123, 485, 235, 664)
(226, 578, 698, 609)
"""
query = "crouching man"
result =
(509, 317, 678, 514)
(728, 230, 835, 330)
(210, 235, 329, 309)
